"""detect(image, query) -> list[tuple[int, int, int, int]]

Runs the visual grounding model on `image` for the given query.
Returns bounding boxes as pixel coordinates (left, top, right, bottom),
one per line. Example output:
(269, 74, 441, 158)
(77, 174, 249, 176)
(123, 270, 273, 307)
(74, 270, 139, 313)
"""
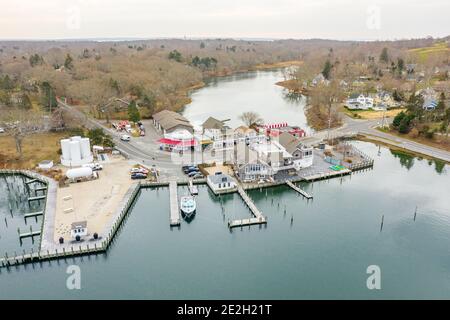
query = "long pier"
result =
(229, 185, 266, 228)
(169, 181, 180, 226)
(286, 181, 313, 199)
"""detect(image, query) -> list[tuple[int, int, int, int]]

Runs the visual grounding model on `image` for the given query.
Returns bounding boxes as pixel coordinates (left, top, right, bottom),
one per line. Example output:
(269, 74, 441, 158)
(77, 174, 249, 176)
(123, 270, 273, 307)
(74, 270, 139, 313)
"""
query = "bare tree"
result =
(0, 107, 47, 158)
(239, 111, 264, 127)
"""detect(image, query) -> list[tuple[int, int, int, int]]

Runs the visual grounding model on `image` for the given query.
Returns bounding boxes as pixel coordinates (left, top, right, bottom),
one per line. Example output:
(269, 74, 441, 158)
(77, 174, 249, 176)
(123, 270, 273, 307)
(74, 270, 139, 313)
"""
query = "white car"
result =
(83, 163, 103, 171)
(0, 128, 5, 133)
(120, 134, 131, 141)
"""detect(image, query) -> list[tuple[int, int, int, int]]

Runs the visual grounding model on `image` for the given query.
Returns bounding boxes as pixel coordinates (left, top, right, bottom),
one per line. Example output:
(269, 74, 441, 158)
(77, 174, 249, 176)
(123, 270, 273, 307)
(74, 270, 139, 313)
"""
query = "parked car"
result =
(0, 127, 4, 133)
(82, 163, 103, 171)
(187, 171, 201, 177)
(192, 173, 204, 179)
(120, 134, 131, 141)
(131, 173, 147, 180)
(130, 167, 149, 174)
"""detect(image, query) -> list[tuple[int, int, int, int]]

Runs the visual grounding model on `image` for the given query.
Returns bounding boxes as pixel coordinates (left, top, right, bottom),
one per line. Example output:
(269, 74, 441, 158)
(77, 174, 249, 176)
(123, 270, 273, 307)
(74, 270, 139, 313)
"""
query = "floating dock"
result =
(25, 179, 39, 185)
(169, 180, 181, 226)
(28, 195, 46, 203)
(19, 229, 41, 239)
(229, 185, 267, 228)
(24, 211, 44, 220)
(286, 181, 313, 199)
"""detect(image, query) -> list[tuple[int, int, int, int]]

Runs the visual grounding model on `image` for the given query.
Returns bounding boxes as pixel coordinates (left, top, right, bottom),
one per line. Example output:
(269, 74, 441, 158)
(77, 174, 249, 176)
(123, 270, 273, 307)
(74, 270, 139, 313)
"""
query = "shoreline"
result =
(356, 134, 450, 164)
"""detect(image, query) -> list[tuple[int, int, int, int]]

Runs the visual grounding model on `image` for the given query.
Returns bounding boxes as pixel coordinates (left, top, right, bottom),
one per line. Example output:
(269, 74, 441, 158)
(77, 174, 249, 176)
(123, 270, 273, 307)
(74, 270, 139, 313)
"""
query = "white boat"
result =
(180, 196, 196, 217)
(188, 180, 198, 195)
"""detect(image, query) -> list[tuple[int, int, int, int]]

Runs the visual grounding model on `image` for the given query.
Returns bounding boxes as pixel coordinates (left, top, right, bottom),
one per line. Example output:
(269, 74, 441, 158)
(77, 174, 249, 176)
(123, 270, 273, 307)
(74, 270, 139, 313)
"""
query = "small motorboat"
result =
(180, 196, 196, 218)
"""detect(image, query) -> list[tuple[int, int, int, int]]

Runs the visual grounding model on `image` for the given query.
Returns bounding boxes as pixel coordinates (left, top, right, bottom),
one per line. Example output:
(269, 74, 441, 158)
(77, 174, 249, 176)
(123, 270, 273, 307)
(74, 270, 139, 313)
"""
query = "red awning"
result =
(158, 138, 181, 145)
(158, 138, 198, 146)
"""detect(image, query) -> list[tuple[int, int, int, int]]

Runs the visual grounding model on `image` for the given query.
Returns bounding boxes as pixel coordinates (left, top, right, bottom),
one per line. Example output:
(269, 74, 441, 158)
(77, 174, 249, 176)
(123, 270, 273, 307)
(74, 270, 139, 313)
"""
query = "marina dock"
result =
(169, 180, 180, 226)
(286, 181, 313, 199)
(24, 210, 44, 220)
(28, 195, 46, 203)
(229, 185, 267, 228)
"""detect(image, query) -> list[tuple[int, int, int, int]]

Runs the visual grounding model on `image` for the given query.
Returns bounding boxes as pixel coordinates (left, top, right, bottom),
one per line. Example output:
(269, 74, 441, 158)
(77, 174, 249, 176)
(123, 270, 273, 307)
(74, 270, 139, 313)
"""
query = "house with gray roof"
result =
(206, 172, 237, 194)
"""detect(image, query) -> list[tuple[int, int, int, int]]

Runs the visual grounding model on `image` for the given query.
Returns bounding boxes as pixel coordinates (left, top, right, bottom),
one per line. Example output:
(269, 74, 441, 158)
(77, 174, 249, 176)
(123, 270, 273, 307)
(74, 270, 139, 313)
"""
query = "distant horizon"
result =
(2, 0, 449, 42)
(0, 35, 448, 43)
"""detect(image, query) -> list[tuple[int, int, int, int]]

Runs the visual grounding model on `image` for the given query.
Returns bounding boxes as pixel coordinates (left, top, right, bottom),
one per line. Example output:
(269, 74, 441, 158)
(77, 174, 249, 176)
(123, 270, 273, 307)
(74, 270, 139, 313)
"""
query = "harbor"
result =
(0, 141, 449, 299)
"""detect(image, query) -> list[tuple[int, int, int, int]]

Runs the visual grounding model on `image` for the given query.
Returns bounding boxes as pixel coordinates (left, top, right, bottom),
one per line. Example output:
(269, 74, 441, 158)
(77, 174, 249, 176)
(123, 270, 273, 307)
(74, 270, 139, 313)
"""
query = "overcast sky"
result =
(1, 0, 449, 40)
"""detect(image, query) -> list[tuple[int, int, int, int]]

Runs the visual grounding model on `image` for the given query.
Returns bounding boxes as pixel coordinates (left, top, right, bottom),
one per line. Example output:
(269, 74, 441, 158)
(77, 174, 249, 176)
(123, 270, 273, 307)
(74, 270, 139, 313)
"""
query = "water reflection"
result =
(390, 149, 447, 174)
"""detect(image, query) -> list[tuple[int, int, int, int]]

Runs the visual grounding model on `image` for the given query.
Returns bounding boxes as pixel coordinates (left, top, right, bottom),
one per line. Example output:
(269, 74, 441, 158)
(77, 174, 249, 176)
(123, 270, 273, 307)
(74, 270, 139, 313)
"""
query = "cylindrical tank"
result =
(69, 141, 81, 162)
(66, 167, 93, 179)
(80, 138, 91, 159)
(61, 139, 71, 160)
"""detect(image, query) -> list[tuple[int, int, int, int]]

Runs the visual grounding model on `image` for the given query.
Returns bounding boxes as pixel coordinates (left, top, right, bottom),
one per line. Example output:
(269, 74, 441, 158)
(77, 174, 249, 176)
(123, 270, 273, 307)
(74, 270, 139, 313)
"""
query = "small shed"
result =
(70, 221, 88, 240)
(38, 160, 54, 170)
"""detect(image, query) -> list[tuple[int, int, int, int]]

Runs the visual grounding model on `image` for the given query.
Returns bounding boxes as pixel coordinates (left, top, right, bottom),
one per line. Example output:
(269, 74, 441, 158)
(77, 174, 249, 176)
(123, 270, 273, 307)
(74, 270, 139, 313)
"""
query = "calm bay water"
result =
(181, 70, 311, 133)
(0, 141, 449, 299)
(0, 175, 44, 255)
(0, 71, 449, 299)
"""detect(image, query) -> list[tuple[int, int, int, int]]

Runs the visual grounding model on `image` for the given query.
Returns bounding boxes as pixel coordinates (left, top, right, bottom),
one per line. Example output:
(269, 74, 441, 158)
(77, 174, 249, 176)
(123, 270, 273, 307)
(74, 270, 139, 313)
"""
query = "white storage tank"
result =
(66, 167, 93, 180)
(69, 140, 81, 162)
(80, 138, 91, 159)
(61, 139, 71, 161)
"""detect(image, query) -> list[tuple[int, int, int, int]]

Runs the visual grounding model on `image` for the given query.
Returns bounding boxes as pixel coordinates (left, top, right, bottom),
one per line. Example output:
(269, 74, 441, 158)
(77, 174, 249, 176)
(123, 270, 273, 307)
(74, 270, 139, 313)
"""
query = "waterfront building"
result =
(234, 126, 266, 144)
(206, 172, 237, 194)
(234, 142, 274, 182)
(202, 117, 230, 140)
(152, 110, 194, 134)
(158, 129, 199, 152)
(278, 132, 314, 170)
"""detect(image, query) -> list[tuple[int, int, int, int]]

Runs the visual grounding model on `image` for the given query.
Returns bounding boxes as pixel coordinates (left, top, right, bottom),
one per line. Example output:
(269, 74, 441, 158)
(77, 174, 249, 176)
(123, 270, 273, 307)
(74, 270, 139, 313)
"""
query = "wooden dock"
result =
(28, 195, 46, 203)
(24, 211, 44, 220)
(169, 180, 180, 226)
(229, 185, 267, 228)
(19, 230, 41, 239)
(286, 181, 313, 199)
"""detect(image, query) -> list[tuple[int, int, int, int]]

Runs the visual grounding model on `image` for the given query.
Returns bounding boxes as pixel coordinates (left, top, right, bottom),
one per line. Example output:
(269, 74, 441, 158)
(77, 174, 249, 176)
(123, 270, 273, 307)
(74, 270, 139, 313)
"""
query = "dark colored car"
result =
(131, 173, 147, 180)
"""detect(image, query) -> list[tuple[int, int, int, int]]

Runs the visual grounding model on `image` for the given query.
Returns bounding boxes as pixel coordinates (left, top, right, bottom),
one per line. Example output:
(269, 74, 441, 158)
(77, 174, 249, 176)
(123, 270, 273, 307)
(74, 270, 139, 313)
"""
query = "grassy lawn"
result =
(0, 131, 69, 169)
(408, 42, 450, 62)
(340, 106, 405, 120)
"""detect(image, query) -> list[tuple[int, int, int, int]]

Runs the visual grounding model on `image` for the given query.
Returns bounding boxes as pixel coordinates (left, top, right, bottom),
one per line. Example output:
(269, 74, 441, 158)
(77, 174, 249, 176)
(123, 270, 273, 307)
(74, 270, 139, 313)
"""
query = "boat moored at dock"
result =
(180, 196, 196, 218)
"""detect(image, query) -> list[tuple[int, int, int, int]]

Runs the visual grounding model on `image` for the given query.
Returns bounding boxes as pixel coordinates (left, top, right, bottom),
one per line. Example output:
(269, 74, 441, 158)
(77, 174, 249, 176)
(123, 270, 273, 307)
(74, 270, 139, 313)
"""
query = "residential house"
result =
(312, 73, 329, 86)
(202, 116, 230, 140)
(201, 117, 235, 151)
(278, 132, 314, 170)
(345, 93, 374, 110)
(234, 142, 274, 182)
(251, 141, 287, 171)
